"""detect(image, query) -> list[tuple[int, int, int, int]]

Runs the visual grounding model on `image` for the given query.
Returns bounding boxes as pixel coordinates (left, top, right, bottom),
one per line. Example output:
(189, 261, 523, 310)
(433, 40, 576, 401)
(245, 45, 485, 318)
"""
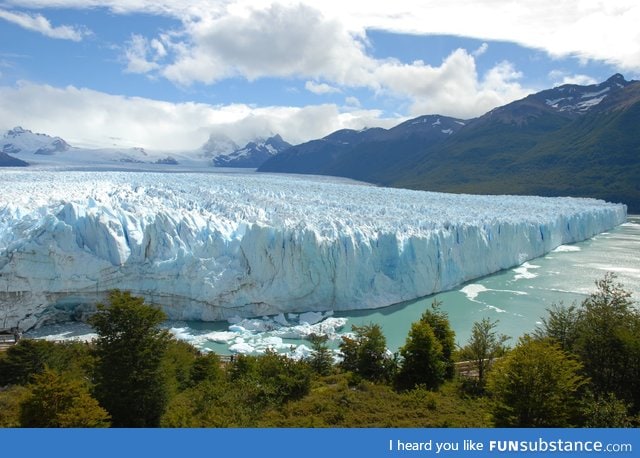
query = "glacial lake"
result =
(28, 215, 640, 355)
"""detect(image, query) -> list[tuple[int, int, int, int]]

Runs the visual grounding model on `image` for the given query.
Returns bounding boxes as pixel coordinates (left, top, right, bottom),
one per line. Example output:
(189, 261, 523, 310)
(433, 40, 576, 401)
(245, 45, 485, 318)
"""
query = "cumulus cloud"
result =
(0, 8, 90, 41)
(371, 49, 529, 119)
(4, 0, 639, 72)
(0, 82, 400, 149)
(124, 3, 529, 118)
(160, 4, 373, 86)
(3, 0, 638, 147)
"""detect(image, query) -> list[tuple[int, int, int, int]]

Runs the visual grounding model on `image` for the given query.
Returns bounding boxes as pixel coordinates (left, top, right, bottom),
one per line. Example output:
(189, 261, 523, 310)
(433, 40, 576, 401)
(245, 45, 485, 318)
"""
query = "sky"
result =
(0, 0, 639, 150)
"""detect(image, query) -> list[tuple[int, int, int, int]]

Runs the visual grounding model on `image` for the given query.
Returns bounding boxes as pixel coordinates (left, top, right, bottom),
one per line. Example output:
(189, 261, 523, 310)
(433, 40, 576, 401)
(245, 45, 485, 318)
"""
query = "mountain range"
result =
(0, 127, 289, 170)
(3, 74, 638, 212)
(259, 74, 640, 212)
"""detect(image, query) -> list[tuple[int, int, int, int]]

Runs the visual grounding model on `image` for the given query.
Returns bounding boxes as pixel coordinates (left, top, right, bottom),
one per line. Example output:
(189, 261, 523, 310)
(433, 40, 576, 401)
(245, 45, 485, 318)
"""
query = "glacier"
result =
(0, 170, 627, 331)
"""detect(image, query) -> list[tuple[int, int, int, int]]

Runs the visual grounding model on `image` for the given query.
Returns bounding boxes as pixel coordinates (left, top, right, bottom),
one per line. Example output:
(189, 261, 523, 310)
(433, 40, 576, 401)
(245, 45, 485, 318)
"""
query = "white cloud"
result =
(344, 96, 361, 108)
(549, 70, 598, 86)
(473, 42, 489, 57)
(305, 81, 341, 95)
(160, 4, 373, 86)
(123, 34, 161, 73)
(372, 49, 530, 119)
(2, 0, 638, 148)
(0, 82, 400, 149)
(4, 0, 639, 73)
(123, 3, 530, 119)
(0, 8, 90, 41)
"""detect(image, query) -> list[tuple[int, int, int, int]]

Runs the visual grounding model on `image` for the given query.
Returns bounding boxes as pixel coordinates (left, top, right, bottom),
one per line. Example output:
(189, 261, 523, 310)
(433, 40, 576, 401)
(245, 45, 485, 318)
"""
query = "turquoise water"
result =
(340, 217, 640, 350)
(170, 216, 640, 355)
(28, 217, 640, 355)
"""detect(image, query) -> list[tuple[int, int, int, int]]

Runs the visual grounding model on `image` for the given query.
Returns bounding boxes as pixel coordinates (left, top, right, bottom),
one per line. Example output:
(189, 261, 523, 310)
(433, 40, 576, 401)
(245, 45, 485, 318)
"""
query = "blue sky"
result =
(1, 1, 639, 150)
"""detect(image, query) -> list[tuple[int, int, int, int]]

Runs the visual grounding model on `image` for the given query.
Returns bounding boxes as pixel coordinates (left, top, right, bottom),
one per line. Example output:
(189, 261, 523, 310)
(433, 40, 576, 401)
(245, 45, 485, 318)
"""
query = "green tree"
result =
(487, 335, 587, 427)
(339, 324, 395, 383)
(0, 339, 58, 386)
(90, 290, 171, 427)
(19, 368, 110, 427)
(0, 385, 29, 427)
(459, 318, 509, 388)
(307, 333, 334, 376)
(572, 273, 640, 410)
(162, 339, 200, 394)
(190, 352, 223, 385)
(419, 301, 456, 379)
(395, 320, 445, 391)
(535, 302, 579, 352)
(228, 351, 311, 407)
(582, 392, 631, 427)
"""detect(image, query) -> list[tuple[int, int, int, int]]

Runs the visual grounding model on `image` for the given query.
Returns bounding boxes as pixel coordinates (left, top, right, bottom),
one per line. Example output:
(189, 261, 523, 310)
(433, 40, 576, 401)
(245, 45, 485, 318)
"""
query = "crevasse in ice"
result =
(0, 171, 627, 330)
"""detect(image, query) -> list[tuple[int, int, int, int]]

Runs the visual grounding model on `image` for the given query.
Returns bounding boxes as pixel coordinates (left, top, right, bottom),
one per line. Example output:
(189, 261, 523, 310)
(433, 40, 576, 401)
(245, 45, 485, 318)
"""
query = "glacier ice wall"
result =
(0, 171, 627, 330)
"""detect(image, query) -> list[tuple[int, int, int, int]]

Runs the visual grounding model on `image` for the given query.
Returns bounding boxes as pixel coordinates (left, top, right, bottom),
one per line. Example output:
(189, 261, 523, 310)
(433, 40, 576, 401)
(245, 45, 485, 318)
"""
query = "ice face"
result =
(0, 171, 627, 331)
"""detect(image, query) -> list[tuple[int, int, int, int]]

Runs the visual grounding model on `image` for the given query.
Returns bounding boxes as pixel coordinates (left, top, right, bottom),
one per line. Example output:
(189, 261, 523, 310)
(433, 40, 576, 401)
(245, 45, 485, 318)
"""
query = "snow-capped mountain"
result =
(0, 171, 626, 330)
(2, 126, 70, 156)
(485, 73, 636, 123)
(213, 134, 292, 168)
(200, 134, 240, 158)
(0, 126, 212, 169)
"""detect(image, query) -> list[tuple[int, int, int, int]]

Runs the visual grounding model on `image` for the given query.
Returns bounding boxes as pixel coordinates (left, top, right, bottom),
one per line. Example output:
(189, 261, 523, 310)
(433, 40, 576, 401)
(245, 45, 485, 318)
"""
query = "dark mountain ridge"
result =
(259, 74, 640, 212)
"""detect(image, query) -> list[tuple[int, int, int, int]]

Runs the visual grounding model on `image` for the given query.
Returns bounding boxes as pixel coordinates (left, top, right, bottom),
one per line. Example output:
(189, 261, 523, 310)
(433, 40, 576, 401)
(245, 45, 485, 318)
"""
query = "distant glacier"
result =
(0, 171, 627, 331)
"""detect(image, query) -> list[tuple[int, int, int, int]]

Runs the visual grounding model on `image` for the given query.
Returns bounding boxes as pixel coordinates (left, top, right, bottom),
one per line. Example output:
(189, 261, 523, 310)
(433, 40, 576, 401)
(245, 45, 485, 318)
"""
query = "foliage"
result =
(230, 350, 312, 408)
(0, 339, 58, 386)
(163, 351, 312, 427)
(535, 302, 579, 352)
(395, 320, 445, 391)
(258, 374, 492, 427)
(90, 290, 171, 427)
(572, 273, 640, 411)
(190, 352, 223, 385)
(582, 392, 632, 428)
(162, 339, 200, 395)
(487, 335, 588, 427)
(307, 333, 334, 376)
(0, 385, 29, 427)
(161, 380, 253, 427)
(19, 368, 110, 427)
(419, 301, 456, 379)
(0, 339, 94, 387)
(339, 323, 396, 383)
(459, 318, 510, 389)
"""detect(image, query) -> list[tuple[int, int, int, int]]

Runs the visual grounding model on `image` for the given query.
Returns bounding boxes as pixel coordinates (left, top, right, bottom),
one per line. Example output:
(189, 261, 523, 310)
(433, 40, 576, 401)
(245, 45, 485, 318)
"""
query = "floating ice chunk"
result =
(229, 341, 254, 354)
(513, 262, 541, 280)
(460, 284, 488, 301)
(553, 245, 581, 252)
(206, 331, 239, 343)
